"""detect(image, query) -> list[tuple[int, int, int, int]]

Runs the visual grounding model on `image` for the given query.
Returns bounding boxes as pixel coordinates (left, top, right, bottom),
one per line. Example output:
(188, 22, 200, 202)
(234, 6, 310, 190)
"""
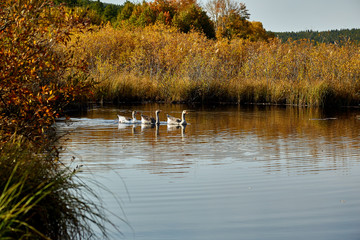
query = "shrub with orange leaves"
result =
(0, 0, 92, 145)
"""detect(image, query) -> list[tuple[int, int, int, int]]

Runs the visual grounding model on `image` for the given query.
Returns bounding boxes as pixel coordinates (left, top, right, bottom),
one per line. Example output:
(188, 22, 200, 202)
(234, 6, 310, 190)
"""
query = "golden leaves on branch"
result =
(0, 0, 92, 145)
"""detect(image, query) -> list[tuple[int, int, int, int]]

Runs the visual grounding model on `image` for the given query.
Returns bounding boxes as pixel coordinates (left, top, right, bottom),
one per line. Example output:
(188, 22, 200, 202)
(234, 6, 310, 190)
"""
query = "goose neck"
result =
(156, 111, 160, 124)
(181, 112, 186, 121)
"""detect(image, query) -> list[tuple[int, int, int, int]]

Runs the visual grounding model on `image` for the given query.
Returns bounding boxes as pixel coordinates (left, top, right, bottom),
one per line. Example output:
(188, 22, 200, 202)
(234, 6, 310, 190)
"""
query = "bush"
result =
(0, 0, 92, 144)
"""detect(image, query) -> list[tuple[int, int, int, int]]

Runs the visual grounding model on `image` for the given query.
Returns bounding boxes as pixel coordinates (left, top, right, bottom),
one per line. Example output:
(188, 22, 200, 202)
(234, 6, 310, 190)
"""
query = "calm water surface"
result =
(57, 104, 360, 240)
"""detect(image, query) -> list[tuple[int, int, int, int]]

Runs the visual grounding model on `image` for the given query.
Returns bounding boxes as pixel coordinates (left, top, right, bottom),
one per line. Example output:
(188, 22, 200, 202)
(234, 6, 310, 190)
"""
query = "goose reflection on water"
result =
(142, 123, 186, 138)
(117, 122, 186, 141)
(167, 124, 186, 138)
(118, 123, 137, 133)
(140, 123, 155, 131)
(167, 124, 186, 132)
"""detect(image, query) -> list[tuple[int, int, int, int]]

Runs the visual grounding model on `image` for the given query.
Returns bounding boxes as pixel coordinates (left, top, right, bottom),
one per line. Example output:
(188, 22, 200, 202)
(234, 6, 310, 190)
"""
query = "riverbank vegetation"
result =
(69, 24, 360, 107)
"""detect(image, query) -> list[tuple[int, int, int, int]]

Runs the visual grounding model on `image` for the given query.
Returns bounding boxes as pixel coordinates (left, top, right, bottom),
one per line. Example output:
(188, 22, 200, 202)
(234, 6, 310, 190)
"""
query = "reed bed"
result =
(0, 137, 119, 239)
(70, 24, 360, 107)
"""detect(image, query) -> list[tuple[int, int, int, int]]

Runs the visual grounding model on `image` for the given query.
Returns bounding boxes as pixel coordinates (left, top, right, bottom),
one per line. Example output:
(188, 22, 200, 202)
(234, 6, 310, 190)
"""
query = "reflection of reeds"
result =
(68, 26, 360, 106)
(0, 139, 121, 239)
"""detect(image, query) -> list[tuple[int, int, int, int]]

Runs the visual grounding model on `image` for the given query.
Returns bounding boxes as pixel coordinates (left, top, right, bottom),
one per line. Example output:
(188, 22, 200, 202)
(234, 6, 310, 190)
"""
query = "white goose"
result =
(167, 110, 188, 125)
(141, 110, 162, 125)
(118, 110, 137, 124)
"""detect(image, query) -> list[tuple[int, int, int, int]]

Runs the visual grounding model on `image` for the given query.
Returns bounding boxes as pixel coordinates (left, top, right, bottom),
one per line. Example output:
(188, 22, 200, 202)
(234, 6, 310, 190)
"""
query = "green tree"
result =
(128, 2, 157, 26)
(118, 1, 135, 21)
(137, 5, 157, 26)
(103, 4, 118, 22)
(91, 0, 104, 15)
(173, 4, 215, 38)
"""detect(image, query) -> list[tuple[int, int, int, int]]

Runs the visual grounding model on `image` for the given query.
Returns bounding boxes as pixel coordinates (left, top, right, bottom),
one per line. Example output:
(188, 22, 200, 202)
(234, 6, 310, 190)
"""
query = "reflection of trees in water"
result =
(59, 105, 360, 176)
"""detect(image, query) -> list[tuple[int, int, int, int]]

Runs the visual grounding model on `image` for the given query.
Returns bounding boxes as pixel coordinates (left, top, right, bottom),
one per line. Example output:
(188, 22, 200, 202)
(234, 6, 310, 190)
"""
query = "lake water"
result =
(57, 104, 360, 240)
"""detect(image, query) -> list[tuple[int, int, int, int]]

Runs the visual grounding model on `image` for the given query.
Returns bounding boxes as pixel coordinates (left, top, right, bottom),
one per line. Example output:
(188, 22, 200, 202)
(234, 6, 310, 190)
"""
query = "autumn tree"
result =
(205, 0, 249, 38)
(248, 21, 273, 41)
(0, 0, 92, 145)
(223, 7, 251, 39)
(205, 0, 270, 40)
(169, 0, 198, 11)
(149, 0, 176, 24)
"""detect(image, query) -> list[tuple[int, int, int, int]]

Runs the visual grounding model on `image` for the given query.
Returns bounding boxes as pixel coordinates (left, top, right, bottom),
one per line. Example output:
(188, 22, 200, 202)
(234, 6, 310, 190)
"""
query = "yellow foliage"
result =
(69, 24, 360, 106)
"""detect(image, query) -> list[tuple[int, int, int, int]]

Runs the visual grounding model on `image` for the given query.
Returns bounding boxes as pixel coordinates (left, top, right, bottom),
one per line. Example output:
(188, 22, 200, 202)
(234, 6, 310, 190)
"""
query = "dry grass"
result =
(68, 24, 360, 107)
(0, 137, 121, 239)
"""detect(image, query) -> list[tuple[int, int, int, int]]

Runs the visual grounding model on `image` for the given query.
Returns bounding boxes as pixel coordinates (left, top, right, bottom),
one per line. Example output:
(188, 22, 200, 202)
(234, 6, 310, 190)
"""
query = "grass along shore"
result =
(0, 136, 120, 239)
(69, 24, 360, 107)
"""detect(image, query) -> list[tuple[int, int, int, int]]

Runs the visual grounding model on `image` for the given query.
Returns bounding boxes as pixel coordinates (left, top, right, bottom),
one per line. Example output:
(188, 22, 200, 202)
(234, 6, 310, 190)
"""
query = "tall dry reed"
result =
(0, 137, 120, 239)
(69, 24, 360, 106)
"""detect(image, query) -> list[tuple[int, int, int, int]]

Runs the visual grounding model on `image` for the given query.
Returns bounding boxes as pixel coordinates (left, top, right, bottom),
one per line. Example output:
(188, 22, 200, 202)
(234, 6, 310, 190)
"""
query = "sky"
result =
(101, 0, 360, 32)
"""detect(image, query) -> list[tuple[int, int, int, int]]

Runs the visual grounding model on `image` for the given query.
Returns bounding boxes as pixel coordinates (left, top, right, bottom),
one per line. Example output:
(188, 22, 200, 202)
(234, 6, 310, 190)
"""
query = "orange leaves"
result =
(0, 0, 92, 144)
